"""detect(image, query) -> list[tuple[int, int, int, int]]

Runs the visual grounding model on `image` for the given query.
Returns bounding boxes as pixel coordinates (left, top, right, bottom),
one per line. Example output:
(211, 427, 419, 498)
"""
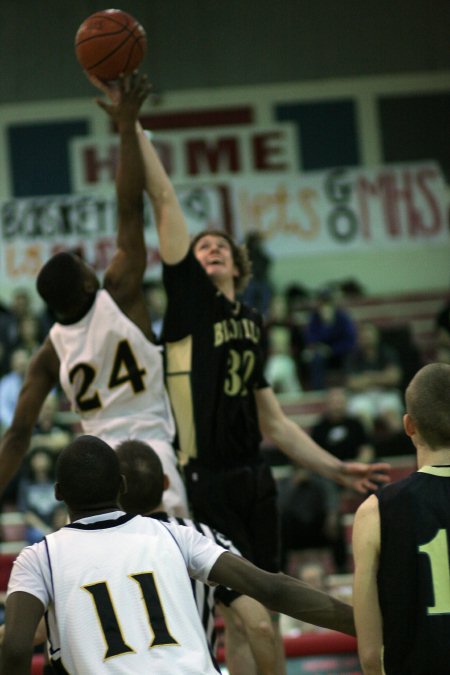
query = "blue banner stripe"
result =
(275, 100, 360, 171)
(8, 120, 88, 197)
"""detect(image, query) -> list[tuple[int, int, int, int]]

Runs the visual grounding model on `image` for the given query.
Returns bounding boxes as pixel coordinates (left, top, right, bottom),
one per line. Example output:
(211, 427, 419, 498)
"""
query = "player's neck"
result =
(69, 502, 122, 522)
(57, 290, 97, 325)
(214, 277, 236, 302)
(417, 446, 450, 469)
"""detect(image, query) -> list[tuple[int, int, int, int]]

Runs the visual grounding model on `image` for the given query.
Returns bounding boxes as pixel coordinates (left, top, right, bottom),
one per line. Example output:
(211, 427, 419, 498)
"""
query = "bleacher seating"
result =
(342, 289, 446, 360)
(0, 510, 26, 555)
(272, 288, 448, 435)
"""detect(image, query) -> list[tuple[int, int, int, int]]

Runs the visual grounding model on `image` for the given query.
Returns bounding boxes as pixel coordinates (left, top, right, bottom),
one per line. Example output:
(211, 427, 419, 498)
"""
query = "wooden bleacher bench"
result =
(268, 289, 448, 435)
(342, 288, 448, 359)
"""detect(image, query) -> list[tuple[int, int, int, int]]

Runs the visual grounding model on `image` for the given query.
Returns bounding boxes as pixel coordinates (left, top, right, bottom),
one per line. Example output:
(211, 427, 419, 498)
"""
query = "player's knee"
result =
(247, 619, 274, 642)
(258, 620, 274, 639)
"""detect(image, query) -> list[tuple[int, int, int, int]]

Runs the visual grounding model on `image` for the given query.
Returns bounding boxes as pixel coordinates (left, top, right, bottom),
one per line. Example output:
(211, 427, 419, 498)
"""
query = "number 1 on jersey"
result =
(419, 528, 450, 615)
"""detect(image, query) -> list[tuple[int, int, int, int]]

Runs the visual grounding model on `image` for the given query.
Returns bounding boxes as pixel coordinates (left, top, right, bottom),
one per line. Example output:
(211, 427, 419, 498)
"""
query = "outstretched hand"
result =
(85, 70, 152, 123)
(338, 461, 391, 494)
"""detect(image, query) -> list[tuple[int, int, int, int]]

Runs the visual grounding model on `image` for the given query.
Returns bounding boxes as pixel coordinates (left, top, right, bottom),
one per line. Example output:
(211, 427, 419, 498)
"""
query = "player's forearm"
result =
(136, 124, 175, 206)
(116, 122, 145, 218)
(137, 126, 190, 263)
(269, 418, 344, 483)
(0, 647, 33, 675)
(264, 574, 355, 636)
(211, 554, 355, 636)
(359, 652, 383, 675)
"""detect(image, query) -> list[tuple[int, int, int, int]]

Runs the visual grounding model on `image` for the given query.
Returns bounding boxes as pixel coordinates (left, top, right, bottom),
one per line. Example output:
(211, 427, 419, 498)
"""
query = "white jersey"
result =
(153, 512, 242, 653)
(50, 291, 188, 516)
(50, 290, 175, 445)
(7, 512, 224, 674)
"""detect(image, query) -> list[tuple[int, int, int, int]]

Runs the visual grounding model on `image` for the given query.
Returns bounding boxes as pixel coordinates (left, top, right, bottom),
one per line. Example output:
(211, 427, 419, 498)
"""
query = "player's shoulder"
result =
(28, 337, 59, 375)
(355, 492, 379, 522)
(14, 539, 48, 569)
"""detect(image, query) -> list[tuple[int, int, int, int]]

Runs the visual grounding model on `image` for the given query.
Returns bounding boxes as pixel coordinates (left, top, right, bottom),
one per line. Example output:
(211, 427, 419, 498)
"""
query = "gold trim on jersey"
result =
(166, 337, 197, 464)
(419, 465, 450, 477)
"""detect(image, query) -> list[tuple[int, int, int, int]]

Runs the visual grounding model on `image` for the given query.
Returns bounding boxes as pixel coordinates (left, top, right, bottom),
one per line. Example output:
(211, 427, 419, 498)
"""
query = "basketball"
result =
(75, 9, 147, 81)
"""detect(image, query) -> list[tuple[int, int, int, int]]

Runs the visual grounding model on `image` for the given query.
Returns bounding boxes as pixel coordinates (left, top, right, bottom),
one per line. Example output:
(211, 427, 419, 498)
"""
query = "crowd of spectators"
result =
(0, 280, 445, 567)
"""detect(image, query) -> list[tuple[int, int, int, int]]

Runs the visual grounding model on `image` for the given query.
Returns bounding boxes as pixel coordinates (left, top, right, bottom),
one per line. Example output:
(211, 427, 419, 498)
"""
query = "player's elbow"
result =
(1, 640, 33, 672)
(358, 645, 383, 674)
(258, 414, 285, 446)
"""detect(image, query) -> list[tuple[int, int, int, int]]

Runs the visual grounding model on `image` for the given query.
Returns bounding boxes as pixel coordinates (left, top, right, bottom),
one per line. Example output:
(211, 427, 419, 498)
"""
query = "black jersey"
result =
(162, 250, 268, 470)
(377, 465, 450, 675)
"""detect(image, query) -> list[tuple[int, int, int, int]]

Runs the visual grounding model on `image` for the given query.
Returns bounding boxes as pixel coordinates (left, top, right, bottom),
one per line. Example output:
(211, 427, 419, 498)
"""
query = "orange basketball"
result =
(75, 9, 147, 81)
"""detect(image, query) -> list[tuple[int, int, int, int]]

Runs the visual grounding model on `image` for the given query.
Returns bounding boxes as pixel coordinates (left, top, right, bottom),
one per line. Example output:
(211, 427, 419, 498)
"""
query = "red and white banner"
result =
(0, 162, 447, 296)
(229, 162, 448, 254)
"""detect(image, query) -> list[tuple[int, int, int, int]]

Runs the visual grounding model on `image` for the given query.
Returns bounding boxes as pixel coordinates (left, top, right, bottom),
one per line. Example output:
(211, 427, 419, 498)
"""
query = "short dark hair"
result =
(36, 252, 86, 314)
(56, 435, 121, 509)
(116, 440, 164, 514)
(191, 229, 252, 293)
(406, 362, 450, 449)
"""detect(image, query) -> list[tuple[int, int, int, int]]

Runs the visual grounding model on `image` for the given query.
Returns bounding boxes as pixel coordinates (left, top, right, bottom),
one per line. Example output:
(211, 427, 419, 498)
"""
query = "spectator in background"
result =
(434, 297, 450, 363)
(264, 324, 302, 394)
(284, 284, 311, 384)
(9, 289, 33, 323)
(30, 392, 73, 454)
(0, 301, 17, 378)
(302, 287, 357, 390)
(241, 232, 273, 318)
(17, 446, 59, 545)
(310, 387, 374, 464)
(8, 288, 36, 343)
(0, 290, 40, 379)
(263, 294, 303, 394)
(0, 348, 30, 432)
(13, 315, 41, 357)
(345, 322, 404, 435)
(338, 278, 366, 300)
(278, 467, 348, 575)
(36, 304, 56, 341)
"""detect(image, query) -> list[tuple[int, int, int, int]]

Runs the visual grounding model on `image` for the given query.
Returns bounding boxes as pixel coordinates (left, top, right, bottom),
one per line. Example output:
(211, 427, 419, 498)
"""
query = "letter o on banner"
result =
(327, 206, 358, 242)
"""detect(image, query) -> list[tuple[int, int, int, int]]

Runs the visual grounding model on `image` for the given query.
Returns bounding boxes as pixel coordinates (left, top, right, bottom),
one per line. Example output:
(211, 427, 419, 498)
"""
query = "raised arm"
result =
(0, 340, 59, 496)
(92, 73, 150, 311)
(137, 123, 191, 265)
(255, 387, 390, 493)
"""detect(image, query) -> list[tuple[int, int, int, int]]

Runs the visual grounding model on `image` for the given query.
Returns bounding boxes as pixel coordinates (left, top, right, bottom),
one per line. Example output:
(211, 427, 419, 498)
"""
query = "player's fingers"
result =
(84, 70, 109, 94)
(138, 81, 152, 103)
(95, 99, 112, 115)
(369, 462, 391, 473)
(117, 72, 131, 94)
(369, 472, 390, 484)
